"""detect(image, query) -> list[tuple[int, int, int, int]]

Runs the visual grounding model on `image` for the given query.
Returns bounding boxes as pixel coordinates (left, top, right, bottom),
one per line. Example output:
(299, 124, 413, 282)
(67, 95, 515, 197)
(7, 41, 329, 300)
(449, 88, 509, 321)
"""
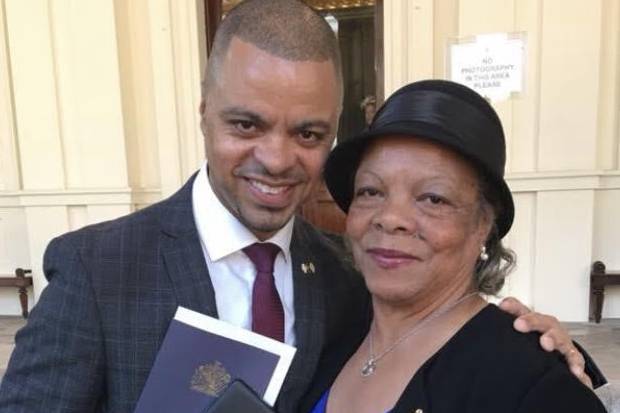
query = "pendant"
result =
(361, 358, 376, 377)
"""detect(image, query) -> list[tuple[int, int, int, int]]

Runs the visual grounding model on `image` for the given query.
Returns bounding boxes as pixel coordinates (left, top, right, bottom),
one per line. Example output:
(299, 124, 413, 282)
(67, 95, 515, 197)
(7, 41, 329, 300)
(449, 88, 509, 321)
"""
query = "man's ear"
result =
(200, 119, 208, 140)
(199, 99, 209, 138)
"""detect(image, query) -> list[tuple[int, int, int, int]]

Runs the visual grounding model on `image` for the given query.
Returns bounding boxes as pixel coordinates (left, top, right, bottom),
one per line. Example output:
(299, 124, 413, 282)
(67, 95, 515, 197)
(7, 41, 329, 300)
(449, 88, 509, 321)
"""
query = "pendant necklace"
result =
(361, 291, 479, 377)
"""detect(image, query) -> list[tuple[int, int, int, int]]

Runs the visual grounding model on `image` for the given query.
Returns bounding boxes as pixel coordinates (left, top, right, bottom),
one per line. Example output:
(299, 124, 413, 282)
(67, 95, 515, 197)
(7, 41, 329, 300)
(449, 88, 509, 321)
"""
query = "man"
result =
(0, 1, 602, 412)
(360, 95, 377, 126)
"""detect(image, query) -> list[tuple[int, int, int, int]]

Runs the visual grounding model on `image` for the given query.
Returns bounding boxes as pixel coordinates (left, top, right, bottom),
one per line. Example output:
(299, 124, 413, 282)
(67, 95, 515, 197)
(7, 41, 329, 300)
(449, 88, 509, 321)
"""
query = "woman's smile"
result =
(365, 247, 420, 269)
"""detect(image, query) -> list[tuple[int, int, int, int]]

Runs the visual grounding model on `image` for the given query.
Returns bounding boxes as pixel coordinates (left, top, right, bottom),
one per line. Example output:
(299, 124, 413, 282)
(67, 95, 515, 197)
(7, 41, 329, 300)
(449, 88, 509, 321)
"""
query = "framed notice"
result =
(447, 32, 526, 102)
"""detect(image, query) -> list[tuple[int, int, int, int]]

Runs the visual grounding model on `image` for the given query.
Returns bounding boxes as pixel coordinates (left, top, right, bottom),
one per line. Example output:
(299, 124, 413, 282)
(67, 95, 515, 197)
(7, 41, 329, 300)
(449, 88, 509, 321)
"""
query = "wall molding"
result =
(507, 170, 620, 192)
(0, 188, 161, 207)
(2, 171, 618, 207)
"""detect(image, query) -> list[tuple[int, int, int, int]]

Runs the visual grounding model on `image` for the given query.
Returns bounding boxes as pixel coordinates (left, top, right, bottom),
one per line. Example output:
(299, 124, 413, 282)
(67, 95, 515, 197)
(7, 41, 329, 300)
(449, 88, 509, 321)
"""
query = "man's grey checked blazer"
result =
(0, 175, 369, 413)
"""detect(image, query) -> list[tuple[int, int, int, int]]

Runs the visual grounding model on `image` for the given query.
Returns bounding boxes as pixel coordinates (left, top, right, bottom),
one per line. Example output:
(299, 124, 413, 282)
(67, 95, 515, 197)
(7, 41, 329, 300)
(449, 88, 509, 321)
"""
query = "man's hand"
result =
(499, 297, 593, 388)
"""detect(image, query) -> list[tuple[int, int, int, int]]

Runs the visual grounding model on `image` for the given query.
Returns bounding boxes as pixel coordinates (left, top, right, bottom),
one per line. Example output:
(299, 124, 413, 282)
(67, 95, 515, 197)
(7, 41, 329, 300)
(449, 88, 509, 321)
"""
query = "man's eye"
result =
(299, 130, 321, 141)
(232, 120, 256, 133)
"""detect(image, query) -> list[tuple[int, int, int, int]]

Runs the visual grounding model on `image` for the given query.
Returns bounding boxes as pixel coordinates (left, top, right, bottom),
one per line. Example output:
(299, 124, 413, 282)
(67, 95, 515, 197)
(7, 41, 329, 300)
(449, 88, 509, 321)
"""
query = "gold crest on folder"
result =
(190, 361, 232, 397)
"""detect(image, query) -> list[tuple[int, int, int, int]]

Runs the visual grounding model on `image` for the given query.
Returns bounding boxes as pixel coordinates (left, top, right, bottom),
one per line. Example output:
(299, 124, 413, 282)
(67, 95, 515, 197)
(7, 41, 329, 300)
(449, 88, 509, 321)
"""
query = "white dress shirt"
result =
(192, 163, 296, 345)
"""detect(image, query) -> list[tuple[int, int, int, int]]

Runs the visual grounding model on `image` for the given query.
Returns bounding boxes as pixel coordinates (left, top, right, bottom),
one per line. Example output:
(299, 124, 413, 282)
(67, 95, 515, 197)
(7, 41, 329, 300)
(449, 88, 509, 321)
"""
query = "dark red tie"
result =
(243, 242, 284, 342)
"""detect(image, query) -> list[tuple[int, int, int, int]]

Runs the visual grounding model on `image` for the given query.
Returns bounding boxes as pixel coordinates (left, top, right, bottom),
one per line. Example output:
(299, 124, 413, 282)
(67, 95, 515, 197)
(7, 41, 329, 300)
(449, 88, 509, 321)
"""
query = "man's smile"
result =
(244, 177, 297, 209)
(248, 179, 290, 195)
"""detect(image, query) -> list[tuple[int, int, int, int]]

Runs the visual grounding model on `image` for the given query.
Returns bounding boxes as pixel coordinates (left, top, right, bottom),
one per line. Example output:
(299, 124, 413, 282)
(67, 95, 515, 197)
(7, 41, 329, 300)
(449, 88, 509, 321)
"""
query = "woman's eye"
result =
(428, 195, 445, 205)
(420, 194, 448, 206)
(355, 187, 380, 197)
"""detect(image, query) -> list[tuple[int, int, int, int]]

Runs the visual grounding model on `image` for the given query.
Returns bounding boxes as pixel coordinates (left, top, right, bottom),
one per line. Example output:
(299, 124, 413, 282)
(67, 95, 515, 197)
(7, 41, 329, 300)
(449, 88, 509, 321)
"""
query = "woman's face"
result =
(346, 135, 492, 306)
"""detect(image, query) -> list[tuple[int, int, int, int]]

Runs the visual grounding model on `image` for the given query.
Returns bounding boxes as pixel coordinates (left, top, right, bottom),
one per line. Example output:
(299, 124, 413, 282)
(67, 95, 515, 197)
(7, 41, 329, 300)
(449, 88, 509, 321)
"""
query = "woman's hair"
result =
(474, 173, 516, 295)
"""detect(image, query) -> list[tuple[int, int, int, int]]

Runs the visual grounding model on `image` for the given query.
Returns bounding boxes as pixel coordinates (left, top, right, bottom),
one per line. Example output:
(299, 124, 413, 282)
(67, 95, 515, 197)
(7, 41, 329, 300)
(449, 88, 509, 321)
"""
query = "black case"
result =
(205, 380, 275, 413)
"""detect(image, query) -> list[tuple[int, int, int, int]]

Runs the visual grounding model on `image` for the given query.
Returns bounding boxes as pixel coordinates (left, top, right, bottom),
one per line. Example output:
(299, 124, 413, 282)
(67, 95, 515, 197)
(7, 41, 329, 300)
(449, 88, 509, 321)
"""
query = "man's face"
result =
(201, 37, 341, 240)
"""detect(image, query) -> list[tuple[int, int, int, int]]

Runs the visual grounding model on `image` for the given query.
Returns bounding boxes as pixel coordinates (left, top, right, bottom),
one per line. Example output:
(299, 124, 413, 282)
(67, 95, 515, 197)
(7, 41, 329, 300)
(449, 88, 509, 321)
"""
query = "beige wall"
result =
(0, 0, 206, 310)
(1, 0, 618, 321)
(384, 0, 620, 321)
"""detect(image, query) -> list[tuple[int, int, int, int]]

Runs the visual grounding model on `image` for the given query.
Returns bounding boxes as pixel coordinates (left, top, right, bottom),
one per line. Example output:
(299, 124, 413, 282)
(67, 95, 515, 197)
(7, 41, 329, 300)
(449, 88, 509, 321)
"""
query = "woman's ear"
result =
(477, 201, 495, 246)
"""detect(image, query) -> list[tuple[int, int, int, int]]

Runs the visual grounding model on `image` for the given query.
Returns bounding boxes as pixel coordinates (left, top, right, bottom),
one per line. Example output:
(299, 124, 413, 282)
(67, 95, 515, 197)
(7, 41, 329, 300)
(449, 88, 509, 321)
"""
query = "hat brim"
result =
(323, 125, 515, 239)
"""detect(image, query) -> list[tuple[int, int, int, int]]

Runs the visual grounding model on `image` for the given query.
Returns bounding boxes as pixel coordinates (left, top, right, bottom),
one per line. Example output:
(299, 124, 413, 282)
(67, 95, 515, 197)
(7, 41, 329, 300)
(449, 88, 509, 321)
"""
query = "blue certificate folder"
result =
(134, 307, 296, 413)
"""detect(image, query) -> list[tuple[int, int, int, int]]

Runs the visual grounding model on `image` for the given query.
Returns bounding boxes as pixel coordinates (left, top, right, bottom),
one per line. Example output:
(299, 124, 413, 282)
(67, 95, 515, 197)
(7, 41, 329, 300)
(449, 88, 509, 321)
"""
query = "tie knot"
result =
(243, 242, 280, 273)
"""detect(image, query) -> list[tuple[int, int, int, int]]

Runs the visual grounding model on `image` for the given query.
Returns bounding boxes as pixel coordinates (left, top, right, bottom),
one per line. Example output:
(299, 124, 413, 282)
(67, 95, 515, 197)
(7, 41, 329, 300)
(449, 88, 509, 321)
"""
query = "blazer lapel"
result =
(277, 220, 328, 412)
(159, 174, 218, 318)
(156, 181, 327, 411)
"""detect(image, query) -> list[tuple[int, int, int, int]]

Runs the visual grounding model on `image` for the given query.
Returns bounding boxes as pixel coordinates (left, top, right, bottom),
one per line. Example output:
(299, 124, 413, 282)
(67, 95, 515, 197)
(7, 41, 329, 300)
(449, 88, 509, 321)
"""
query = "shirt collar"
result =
(192, 162, 294, 262)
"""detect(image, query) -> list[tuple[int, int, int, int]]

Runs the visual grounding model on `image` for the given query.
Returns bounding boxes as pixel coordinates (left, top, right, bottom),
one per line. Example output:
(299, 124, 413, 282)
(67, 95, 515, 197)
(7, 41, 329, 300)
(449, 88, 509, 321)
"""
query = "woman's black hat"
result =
(324, 79, 515, 239)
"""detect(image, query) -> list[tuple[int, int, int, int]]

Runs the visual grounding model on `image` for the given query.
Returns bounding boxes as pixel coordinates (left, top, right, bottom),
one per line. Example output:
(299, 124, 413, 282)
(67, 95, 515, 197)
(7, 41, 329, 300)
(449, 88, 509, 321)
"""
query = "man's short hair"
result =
(203, 0, 343, 100)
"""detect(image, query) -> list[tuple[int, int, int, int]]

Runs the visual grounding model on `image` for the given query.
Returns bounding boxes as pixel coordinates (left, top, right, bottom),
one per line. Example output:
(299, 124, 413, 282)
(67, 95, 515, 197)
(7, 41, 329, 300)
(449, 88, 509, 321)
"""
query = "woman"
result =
(304, 80, 606, 413)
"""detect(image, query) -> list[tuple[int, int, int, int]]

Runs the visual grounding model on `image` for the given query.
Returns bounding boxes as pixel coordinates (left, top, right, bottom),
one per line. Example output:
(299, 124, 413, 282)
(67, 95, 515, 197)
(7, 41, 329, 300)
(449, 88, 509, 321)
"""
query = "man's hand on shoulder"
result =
(499, 297, 593, 389)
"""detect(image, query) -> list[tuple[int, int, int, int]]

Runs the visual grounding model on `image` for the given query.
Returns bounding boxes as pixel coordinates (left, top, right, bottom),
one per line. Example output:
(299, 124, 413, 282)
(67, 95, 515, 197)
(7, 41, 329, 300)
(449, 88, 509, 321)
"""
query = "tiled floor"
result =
(0, 317, 27, 377)
(0, 317, 619, 382)
(565, 319, 620, 383)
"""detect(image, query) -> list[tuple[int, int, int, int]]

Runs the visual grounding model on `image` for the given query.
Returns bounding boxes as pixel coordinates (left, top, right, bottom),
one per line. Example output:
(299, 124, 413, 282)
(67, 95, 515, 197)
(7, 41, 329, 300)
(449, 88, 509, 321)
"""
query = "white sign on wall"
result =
(447, 32, 526, 102)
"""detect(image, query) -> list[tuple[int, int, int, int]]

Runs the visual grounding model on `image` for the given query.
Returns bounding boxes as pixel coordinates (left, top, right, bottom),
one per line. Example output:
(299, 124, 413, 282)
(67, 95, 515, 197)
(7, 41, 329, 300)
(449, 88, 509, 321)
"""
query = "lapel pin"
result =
(301, 262, 315, 275)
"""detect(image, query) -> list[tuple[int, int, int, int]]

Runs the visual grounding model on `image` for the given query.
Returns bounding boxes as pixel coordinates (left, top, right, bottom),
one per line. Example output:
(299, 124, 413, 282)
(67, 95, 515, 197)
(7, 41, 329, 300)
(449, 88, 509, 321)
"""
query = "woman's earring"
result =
(480, 245, 489, 261)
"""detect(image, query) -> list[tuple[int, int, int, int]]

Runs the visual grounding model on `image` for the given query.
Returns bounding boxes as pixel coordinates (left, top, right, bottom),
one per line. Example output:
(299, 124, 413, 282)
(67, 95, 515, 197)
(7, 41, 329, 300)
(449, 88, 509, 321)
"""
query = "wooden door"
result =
(301, 4, 382, 234)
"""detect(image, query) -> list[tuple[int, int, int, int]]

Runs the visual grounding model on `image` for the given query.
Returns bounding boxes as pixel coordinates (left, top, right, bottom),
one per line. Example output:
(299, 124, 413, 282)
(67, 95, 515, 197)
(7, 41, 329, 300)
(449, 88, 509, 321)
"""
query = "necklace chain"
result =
(361, 292, 479, 377)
